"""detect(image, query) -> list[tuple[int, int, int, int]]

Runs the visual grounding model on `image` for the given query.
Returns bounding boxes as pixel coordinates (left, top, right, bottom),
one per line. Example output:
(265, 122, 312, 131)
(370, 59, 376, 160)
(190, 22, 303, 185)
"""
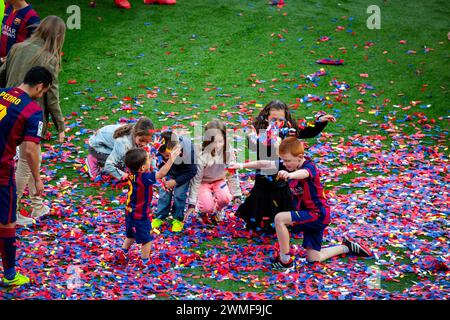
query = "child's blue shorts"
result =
(125, 215, 153, 244)
(290, 210, 328, 251)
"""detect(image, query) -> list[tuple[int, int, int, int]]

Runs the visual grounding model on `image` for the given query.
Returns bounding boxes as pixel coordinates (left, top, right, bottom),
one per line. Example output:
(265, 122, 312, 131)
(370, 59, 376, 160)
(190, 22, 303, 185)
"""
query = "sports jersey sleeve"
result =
(24, 109, 43, 143)
(142, 172, 156, 187)
(297, 121, 327, 139)
(303, 162, 318, 180)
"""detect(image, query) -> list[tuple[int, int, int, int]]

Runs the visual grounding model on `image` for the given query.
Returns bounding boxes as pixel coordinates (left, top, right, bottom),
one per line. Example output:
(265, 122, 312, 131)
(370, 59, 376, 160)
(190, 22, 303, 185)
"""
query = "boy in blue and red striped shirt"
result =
(0, 66, 52, 286)
(0, 1, 40, 62)
(116, 145, 180, 268)
(230, 137, 373, 270)
(273, 137, 373, 269)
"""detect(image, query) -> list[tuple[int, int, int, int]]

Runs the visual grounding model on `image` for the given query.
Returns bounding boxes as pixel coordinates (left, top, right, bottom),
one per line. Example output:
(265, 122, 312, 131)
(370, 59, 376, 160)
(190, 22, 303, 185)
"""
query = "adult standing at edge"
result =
(0, 66, 53, 286)
(0, 15, 66, 225)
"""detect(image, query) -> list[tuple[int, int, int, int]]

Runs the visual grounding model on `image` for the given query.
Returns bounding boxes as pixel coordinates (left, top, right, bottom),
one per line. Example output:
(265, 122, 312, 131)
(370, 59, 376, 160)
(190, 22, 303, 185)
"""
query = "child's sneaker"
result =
(16, 212, 35, 226)
(31, 205, 50, 219)
(198, 212, 212, 224)
(213, 210, 225, 223)
(343, 236, 373, 257)
(115, 0, 131, 9)
(271, 256, 296, 271)
(157, 0, 176, 4)
(270, 249, 294, 263)
(171, 219, 184, 232)
(2, 272, 30, 287)
(151, 218, 164, 229)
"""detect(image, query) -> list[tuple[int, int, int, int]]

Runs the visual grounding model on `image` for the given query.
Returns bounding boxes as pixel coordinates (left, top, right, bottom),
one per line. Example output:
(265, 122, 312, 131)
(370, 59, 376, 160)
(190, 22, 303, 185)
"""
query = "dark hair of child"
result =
(202, 119, 231, 163)
(252, 100, 300, 133)
(114, 117, 154, 139)
(158, 131, 179, 153)
(125, 148, 148, 172)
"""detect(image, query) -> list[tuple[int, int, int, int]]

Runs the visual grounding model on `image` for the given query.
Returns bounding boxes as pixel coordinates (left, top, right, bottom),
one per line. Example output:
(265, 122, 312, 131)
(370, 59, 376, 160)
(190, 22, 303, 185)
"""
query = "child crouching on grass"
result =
(230, 137, 373, 270)
(151, 131, 198, 233)
(115, 145, 180, 268)
(186, 119, 242, 224)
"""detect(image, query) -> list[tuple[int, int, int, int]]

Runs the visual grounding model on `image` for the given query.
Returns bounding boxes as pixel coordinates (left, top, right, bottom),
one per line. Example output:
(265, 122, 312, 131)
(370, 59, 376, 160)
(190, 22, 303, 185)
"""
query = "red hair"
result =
(279, 137, 304, 156)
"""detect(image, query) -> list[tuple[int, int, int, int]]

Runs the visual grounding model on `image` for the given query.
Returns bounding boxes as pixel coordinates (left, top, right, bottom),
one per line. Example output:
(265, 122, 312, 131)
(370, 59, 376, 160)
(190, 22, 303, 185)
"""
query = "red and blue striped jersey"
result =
(288, 158, 331, 224)
(0, 87, 43, 185)
(126, 171, 156, 220)
(0, 3, 40, 57)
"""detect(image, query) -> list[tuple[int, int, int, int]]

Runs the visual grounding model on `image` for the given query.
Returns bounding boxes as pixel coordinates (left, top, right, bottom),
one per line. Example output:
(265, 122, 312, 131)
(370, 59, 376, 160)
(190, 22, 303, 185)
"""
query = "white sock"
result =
(342, 245, 349, 254)
(280, 252, 291, 263)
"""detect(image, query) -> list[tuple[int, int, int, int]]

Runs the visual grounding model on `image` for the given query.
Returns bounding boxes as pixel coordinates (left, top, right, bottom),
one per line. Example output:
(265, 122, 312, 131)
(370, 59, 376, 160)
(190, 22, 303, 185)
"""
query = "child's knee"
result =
(174, 190, 188, 202)
(197, 200, 214, 214)
(216, 193, 232, 209)
(274, 211, 290, 225)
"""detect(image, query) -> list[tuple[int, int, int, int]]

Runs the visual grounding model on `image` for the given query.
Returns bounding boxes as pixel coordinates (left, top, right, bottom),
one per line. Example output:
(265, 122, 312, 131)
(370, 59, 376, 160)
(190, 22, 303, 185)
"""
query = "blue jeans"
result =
(155, 181, 190, 221)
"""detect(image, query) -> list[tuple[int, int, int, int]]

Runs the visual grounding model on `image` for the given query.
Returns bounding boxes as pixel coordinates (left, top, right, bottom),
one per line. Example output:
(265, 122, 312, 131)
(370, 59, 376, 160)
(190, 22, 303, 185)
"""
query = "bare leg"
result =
(274, 211, 293, 255)
(306, 245, 348, 263)
(122, 238, 135, 251)
(141, 242, 151, 260)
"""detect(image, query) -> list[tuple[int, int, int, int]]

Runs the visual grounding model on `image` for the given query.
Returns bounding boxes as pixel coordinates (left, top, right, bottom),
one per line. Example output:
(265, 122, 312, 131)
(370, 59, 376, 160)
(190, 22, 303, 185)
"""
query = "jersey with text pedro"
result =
(0, 3, 40, 57)
(126, 171, 157, 220)
(0, 87, 43, 185)
(288, 158, 331, 224)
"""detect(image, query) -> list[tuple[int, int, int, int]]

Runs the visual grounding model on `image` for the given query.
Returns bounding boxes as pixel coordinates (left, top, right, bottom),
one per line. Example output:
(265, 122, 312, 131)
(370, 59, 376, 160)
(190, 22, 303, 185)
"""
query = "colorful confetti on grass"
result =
(2, 96, 448, 300)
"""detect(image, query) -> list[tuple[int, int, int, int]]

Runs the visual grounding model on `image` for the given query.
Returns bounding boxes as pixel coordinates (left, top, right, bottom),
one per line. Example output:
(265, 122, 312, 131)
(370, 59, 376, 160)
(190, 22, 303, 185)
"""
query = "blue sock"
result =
(5, 267, 16, 280)
(122, 247, 129, 254)
(141, 258, 149, 264)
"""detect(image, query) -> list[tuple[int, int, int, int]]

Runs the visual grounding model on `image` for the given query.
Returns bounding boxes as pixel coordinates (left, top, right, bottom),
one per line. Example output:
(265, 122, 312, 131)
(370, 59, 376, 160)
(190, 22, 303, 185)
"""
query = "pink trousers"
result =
(197, 179, 233, 214)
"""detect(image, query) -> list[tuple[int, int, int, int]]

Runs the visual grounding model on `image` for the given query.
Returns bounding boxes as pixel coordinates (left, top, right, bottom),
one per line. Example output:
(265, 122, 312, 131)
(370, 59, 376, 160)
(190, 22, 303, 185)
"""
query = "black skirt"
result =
(236, 176, 294, 233)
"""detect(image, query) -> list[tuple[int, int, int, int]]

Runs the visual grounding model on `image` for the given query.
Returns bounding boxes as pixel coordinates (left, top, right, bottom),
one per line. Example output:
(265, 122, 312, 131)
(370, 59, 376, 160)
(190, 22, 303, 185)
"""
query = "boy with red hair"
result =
(230, 137, 373, 270)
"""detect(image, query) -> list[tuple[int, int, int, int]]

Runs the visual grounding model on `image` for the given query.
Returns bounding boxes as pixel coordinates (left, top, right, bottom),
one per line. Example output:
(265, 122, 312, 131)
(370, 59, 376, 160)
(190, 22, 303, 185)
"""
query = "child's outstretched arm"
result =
(229, 160, 277, 170)
(297, 114, 336, 139)
(227, 151, 243, 202)
(278, 169, 310, 180)
(155, 145, 181, 179)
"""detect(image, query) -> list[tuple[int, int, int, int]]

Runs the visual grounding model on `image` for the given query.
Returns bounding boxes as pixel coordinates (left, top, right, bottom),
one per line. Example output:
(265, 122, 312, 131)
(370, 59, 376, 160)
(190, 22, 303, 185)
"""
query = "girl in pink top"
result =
(186, 119, 242, 224)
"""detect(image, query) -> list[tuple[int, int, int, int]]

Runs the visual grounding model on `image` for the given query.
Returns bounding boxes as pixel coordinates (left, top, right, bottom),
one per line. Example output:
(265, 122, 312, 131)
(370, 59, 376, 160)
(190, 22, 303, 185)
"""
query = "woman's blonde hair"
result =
(28, 15, 66, 72)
